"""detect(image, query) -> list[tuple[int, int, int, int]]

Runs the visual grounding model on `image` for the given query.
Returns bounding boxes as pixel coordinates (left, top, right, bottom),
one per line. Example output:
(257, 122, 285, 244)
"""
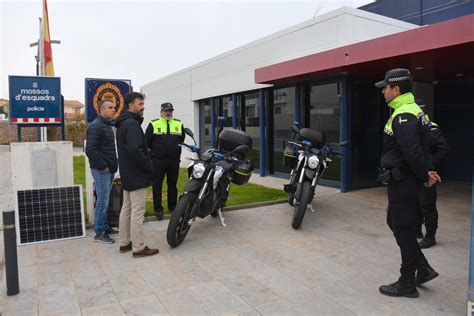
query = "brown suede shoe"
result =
(119, 242, 132, 253)
(133, 246, 159, 258)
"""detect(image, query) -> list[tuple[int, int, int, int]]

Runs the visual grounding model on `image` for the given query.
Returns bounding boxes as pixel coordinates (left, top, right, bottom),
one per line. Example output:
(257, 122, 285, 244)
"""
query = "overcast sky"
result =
(1, 0, 373, 103)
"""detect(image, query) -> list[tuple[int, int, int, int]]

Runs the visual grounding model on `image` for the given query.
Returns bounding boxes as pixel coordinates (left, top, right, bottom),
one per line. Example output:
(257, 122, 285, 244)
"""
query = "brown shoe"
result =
(119, 242, 132, 253)
(133, 246, 159, 258)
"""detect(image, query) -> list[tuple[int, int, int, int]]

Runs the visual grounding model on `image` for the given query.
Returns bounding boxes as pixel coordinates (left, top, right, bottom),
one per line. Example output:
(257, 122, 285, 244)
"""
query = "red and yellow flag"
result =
(42, 0, 55, 76)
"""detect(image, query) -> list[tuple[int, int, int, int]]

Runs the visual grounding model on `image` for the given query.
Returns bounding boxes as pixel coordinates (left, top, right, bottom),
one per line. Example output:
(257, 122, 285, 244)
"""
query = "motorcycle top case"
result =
(232, 159, 254, 185)
(299, 128, 326, 149)
(219, 128, 253, 152)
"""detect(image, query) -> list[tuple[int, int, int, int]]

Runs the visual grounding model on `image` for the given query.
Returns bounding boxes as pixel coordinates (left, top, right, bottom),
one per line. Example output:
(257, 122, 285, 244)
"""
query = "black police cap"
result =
(375, 68, 412, 88)
(161, 102, 174, 111)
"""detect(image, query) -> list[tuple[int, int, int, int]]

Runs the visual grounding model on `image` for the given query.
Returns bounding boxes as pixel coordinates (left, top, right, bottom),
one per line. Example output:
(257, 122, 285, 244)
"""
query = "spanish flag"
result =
(42, 0, 55, 76)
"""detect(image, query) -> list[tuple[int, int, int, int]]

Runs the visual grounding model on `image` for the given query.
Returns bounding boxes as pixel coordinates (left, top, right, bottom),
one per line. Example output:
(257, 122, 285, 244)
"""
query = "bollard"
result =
(3, 210, 19, 296)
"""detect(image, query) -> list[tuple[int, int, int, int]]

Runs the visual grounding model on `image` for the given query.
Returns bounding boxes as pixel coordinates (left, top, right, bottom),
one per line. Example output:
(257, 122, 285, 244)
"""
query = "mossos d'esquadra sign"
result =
(9, 75, 62, 124)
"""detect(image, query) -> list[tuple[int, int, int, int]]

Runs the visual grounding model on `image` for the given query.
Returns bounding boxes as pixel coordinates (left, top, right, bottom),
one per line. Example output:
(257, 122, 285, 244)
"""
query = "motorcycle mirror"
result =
(184, 128, 194, 138)
(338, 141, 350, 147)
(290, 125, 299, 134)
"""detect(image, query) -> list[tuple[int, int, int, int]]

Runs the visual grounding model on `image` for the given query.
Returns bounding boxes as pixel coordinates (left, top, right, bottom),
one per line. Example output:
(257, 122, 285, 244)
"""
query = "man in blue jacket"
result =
(86, 99, 118, 244)
(116, 92, 159, 257)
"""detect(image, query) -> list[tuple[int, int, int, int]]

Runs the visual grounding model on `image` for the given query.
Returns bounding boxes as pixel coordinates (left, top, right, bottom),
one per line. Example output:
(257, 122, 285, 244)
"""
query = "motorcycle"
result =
(166, 127, 254, 247)
(283, 124, 349, 229)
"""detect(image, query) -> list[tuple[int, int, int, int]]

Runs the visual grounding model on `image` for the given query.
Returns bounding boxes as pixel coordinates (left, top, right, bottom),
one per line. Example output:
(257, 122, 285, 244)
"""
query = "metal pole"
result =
(259, 89, 266, 177)
(61, 95, 65, 140)
(36, 19, 41, 142)
(295, 83, 301, 126)
(340, 76, 352, 192)
(3, 210, 19, 296)
(468, 170, 474, 305)
(232, 94, 238, 129)
(211, 97, 216, 148)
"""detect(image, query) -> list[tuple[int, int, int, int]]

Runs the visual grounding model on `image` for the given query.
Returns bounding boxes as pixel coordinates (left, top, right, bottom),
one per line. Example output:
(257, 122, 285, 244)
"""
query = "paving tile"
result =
(189, 280, 251, 314)
(157, 288, 214, 315)
(311, 280, 396, 315)
(69, 259, 105, 282)
(120, 294, 168, 315)
(249, 266, 310, 297)
(138, 265, 187, 293)
(17, 245, 36, 267)
(237, 309, 261, 316)
(36, 243, 67, 265)
(220, 275, 281, 307)
(1, 287, 38, 314)
(108, 270, 154, 301)
(73, 275, 119, 308)
(38, 282, 81, 315)
(36, 262, 72, 287)
(255, 298, 305, 315)
(286, 290, 355, 315)
(18, 265, 37, 290)
(81, 303, 125, 315)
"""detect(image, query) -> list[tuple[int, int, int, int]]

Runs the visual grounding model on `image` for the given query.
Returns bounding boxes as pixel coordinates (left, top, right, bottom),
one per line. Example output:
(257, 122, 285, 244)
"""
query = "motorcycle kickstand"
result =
(309, 203, 315, 213)
(218, 208, 227, 227)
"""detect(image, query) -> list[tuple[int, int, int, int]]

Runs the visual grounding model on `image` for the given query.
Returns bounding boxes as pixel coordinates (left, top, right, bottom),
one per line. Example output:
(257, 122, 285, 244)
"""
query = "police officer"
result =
(417, 115, 450, 249)
(145, 102, 185, 220)
(375, 68, 441, 298)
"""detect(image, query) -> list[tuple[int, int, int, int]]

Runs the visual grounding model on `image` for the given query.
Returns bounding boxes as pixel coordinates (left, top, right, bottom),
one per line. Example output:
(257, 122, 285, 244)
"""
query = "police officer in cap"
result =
(146, 102, 185, 220)
(376, 68, 441, 298)
(415, 110, 450, 249)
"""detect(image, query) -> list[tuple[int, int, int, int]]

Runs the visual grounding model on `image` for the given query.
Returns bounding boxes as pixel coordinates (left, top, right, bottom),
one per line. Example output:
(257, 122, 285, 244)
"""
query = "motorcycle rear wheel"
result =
(291, 181, 312, 229)
(167, 193, 196, 247)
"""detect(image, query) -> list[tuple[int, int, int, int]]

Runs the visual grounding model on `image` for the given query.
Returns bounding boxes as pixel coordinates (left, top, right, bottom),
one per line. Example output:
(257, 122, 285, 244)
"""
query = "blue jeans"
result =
(91, 169, 114, 236)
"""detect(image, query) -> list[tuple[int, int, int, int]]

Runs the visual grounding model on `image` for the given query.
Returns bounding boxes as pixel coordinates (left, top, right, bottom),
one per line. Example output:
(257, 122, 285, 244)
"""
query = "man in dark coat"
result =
(86, 99, 118, 244)
(116, 92, 159, 257)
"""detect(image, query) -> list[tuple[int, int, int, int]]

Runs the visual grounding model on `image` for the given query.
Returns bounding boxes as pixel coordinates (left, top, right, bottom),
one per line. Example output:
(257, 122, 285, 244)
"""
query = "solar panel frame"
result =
(14, 185, 86, 246)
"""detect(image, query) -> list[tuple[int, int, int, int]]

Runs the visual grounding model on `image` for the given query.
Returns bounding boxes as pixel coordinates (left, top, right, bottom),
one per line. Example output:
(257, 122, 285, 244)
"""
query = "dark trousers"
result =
(386, 173, 429, 278)
(416, 185, 438, 238)
(152, 159, 180, 213)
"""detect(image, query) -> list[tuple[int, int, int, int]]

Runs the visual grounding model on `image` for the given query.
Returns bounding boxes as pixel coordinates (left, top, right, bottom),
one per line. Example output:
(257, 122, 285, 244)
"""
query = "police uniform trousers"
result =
(418, 184, 438, 238)
(152, 158, 180, 213)
(386, 171, 429, 277)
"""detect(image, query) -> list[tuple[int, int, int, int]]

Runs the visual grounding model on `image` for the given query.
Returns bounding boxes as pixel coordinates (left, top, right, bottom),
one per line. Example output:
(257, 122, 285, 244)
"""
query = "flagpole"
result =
(39, 16, 47, 141)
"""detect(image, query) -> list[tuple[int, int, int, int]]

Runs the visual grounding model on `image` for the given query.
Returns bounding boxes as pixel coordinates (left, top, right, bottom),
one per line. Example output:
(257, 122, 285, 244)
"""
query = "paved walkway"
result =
(0, 145, 471, 315)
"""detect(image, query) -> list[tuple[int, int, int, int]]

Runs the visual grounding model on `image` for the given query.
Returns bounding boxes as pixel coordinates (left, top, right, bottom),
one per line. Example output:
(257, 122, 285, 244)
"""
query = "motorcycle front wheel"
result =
(167, 193, 196, 247)
(291, 181, 312, 229)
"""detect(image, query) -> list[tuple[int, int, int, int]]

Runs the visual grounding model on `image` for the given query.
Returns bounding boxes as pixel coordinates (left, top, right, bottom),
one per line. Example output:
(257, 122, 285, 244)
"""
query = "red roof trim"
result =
(255, 14, 474, 84)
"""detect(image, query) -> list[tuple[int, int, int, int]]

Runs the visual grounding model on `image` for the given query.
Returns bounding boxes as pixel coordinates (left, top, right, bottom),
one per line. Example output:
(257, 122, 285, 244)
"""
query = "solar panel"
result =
(15, 185, 86, 245)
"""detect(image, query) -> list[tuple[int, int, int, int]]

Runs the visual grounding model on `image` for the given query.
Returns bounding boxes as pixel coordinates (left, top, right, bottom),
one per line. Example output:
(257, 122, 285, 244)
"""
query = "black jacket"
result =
(115, 110, 153, 191)
(381, 113, 432, 182)
(422, 124, 450, 171)
(145, 118, 185, 160)
(85, 116, 118, 173)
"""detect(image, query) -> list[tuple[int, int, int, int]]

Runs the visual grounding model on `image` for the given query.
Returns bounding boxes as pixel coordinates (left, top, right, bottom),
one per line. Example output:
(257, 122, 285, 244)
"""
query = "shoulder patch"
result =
(151, 118, 160, 122)
(173, 118, 181, 122)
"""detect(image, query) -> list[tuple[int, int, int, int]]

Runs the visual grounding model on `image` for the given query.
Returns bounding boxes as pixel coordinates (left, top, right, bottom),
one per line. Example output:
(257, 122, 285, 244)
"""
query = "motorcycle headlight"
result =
(307, 155, 319, 169)
(192, 163, 206, 179)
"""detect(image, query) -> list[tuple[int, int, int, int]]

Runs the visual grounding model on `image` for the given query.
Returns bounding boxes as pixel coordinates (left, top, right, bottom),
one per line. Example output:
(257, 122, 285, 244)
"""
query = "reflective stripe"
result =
(151, 118, 183, 135)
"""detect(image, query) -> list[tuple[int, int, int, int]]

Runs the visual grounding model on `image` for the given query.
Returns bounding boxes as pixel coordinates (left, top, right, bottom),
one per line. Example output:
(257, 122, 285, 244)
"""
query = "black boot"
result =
(155, 210, 164, 221)
(379, 277, 419, 298)
(419, 237, 436, 249)
(416, 265, 439, 285)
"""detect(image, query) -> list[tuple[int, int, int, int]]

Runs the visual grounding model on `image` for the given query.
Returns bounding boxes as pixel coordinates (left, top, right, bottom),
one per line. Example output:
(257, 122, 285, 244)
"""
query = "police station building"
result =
(142, 1, 473, 192)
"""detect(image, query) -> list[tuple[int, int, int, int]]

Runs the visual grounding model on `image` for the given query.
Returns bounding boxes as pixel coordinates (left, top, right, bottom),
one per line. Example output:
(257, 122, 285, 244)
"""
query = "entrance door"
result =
(306, 82, 341, 182)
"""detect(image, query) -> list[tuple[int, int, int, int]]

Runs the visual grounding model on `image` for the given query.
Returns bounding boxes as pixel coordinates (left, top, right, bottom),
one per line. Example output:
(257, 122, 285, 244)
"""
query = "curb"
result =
(86, 199, 287, 229)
